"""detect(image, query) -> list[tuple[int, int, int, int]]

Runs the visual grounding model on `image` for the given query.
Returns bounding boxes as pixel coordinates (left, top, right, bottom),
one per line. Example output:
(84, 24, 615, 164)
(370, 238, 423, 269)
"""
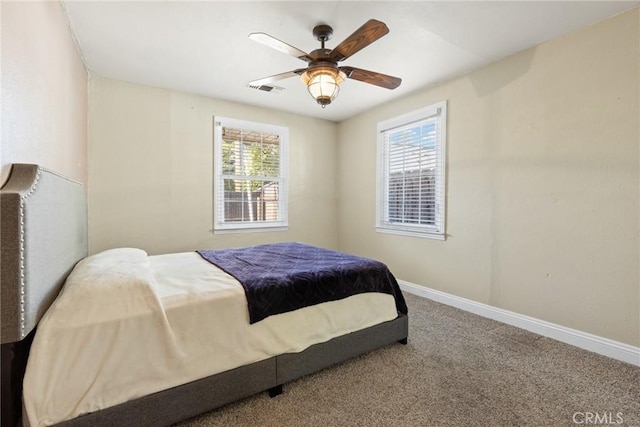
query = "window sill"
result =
(376, 227, 446, 241)
(212, 226, 288, 235)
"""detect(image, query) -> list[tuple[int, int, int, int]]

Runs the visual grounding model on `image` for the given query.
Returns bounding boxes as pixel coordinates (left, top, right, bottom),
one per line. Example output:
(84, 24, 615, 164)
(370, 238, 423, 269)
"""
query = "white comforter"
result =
(23, 248, 398, 426)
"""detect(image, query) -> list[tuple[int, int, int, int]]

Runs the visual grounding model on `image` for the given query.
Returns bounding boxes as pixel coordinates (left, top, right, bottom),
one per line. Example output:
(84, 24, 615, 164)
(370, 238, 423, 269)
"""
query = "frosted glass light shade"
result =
(301, 67, 346, 108)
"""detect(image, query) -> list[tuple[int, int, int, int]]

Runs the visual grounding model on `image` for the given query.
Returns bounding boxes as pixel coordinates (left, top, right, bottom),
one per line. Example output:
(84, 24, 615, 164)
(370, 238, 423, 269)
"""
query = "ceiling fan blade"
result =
(249, 33, 312, 62)
(330, 19, 389, 62)
(340, 66, 402, 90)
(247, 69, 306, 87)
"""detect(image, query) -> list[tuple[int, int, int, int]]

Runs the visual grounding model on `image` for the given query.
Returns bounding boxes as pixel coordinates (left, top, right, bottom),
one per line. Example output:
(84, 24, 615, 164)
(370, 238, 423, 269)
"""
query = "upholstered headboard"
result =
(1, 164, 87, 344)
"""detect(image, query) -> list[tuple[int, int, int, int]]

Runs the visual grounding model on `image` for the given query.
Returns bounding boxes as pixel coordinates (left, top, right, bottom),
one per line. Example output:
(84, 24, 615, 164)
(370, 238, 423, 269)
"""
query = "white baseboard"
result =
(398, 280, 640, 367)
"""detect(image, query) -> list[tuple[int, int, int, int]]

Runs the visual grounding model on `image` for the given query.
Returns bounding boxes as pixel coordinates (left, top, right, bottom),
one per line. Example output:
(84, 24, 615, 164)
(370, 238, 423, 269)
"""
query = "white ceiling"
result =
(63, 1, 639, 122)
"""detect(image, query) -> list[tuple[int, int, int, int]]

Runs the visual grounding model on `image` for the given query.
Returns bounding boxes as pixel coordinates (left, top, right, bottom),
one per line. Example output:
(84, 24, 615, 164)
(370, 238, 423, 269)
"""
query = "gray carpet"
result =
(176, 293, 640, 426)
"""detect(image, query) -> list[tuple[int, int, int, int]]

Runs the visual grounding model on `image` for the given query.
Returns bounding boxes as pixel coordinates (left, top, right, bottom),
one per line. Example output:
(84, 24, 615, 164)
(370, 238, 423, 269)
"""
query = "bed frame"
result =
(0, 164, 408, 427)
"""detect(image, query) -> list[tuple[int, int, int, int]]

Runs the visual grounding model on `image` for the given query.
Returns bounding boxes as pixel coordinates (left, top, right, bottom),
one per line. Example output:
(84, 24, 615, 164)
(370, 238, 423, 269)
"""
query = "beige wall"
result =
(88, 77, 338, 255)
(337, 9, 639, 346)
(1, 1, 87, 186)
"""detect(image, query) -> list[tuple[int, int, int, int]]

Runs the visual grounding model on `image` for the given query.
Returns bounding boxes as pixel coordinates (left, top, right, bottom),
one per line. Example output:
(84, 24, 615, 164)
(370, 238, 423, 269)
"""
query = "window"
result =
(376, 102, 447, 239)
(214, 117, 288, 232)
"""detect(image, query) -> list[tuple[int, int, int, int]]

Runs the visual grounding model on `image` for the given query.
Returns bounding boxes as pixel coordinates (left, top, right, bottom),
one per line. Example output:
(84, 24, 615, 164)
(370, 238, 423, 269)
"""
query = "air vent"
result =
(247, 84, 285, 93)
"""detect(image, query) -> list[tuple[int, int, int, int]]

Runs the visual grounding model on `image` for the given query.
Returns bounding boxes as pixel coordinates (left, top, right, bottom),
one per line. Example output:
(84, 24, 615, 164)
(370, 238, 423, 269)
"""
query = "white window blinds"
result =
(377, 102, 447, 239)
(214, 117, 288, 232)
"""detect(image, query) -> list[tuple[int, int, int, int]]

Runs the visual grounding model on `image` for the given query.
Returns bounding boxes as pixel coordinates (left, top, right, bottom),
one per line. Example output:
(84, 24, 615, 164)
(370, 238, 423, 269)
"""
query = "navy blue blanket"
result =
(197, 242, 408, 324)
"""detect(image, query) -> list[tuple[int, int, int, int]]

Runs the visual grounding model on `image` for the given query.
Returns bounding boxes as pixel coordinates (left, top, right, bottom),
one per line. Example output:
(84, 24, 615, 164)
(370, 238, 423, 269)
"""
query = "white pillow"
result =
(48, 247, 161, 324)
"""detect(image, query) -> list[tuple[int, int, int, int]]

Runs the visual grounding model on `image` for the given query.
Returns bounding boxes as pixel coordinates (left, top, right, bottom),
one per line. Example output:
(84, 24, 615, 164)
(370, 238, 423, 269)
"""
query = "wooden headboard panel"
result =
(1, 164, 87, 344)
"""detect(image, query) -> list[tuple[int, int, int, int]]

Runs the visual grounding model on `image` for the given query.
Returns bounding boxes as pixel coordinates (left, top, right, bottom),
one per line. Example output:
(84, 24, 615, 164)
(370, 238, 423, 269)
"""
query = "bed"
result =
(0, 164, 408, 427)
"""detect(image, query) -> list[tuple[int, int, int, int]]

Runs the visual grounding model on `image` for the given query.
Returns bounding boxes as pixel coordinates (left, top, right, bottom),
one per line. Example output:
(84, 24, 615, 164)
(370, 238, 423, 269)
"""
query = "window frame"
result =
(376, 101, 447, 240)
(213, 116, 289, 234)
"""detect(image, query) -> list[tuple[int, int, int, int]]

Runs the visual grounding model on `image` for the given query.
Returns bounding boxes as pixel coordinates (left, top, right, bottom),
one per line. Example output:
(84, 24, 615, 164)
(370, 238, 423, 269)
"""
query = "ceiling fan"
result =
(248, 19, 402, 108)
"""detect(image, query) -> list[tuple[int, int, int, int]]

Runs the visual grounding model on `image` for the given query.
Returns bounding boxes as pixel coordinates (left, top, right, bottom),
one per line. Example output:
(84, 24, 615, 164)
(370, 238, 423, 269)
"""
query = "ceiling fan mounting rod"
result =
(313, 24, 333, 49)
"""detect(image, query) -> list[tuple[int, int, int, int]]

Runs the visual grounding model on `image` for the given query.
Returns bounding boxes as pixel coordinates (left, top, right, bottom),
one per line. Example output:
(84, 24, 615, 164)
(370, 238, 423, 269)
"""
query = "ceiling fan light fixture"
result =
(248, 20, 401, 110)
(301, 66, 346, 108)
